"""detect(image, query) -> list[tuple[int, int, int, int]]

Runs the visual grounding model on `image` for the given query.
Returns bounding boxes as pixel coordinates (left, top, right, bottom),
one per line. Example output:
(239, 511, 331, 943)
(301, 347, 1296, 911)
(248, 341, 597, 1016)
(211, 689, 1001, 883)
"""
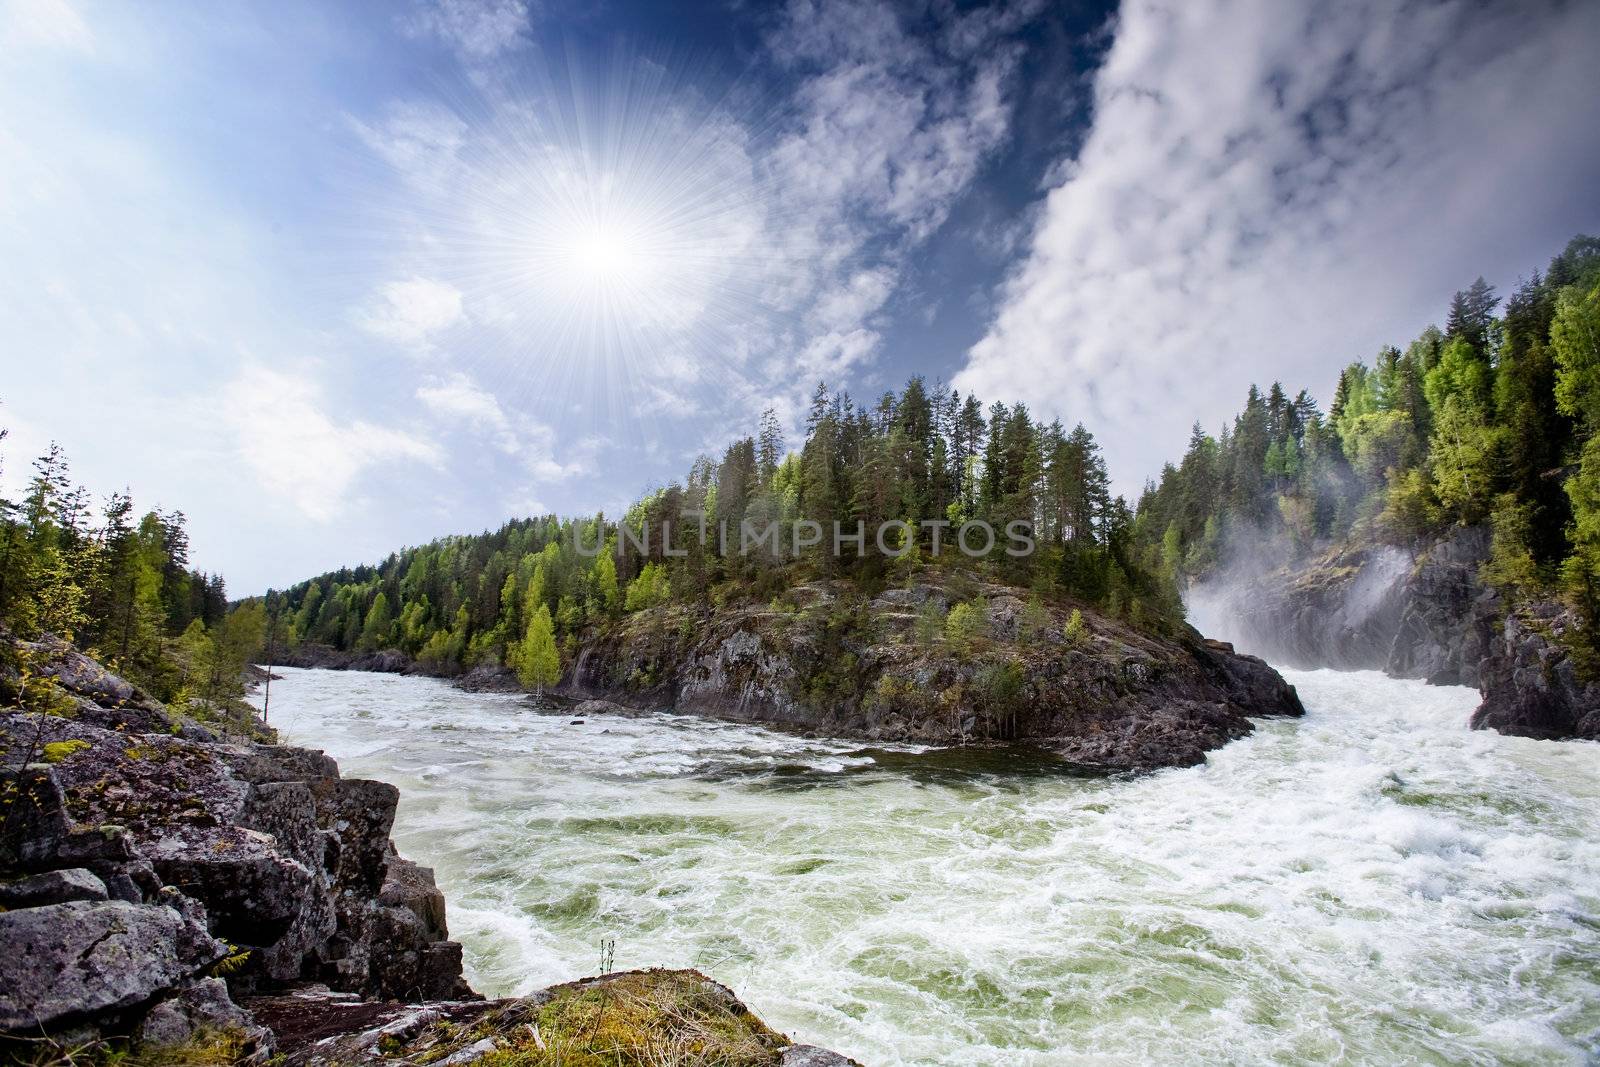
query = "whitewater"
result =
(259, 666, 1600, 1065)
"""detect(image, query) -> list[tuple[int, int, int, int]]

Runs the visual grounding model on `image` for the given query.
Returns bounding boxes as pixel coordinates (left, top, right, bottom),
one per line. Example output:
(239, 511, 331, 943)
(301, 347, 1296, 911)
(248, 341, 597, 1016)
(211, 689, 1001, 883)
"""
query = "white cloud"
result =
(956, 0, 1600, 494)
(350, 101, 467, 187)
(402, 0, 530, 61)
(416, 371, 594, 481)
(415, 371, 519, 454)
(358, 276, 465, 348)
(224, 366, 441, 522)
(798, 328, 881, 380)
(1, 0, 90, 52)
(764, 0, 1032, 349)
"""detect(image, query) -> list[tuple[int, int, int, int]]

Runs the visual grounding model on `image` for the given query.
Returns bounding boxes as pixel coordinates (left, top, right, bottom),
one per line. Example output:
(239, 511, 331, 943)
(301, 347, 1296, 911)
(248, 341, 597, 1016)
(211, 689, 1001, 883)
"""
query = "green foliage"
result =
(945, 600, 986, 645)
(623, 562, 670, 612)
(1017, 597, 1050, 643)
(513, 604, 560, 691)
(359, 591, 393, 651)
(1482, 493, 1541, 596)
(972, 659, 1026, 739)
(912, 599, 946, 645)
(0, 436, 224, 701)
(1064, 608, 1087, 646)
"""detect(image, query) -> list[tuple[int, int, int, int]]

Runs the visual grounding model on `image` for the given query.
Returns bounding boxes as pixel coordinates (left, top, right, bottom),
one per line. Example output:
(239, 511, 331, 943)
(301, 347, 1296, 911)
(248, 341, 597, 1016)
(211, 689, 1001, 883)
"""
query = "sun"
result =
(568, 224, 642, 284)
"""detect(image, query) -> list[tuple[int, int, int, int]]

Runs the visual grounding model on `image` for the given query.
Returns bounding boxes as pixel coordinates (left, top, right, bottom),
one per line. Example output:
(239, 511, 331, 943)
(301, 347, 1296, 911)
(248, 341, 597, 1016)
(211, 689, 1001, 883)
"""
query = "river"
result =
(257, 666, 1600, 1065)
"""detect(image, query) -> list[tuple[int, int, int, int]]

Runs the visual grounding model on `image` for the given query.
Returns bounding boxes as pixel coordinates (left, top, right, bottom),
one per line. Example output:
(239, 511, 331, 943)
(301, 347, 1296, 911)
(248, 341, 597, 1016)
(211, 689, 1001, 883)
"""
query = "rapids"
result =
(259, 666, 1600, 1065)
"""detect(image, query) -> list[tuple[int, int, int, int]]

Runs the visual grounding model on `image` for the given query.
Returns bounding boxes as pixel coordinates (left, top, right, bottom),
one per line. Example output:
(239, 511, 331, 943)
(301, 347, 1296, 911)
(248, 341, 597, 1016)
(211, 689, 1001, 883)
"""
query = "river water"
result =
(257, 666, 1600, 1065)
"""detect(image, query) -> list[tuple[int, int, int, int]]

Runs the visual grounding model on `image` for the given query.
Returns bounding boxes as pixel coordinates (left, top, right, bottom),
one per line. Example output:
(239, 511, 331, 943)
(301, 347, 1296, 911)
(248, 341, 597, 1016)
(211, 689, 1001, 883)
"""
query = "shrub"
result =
(1064, 608, 1087, 646)
(945, 600, 986, 645)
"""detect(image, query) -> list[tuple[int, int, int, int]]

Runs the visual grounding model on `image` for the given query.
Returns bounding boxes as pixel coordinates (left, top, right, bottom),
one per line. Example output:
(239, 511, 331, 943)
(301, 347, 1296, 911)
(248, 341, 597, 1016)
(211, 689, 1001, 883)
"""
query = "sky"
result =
(2, 0, 1598, 595)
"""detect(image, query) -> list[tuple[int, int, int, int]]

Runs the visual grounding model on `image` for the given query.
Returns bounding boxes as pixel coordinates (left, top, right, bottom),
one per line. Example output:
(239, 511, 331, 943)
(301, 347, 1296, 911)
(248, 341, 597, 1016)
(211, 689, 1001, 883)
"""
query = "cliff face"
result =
(562, 575, 1304, 771)
(1189, 526, 1600, 741)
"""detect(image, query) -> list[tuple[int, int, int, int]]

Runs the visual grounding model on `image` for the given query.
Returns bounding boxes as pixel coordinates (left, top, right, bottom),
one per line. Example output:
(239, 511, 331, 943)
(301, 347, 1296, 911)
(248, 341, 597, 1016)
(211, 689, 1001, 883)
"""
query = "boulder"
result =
(0, 866, 107, 907)
(0, 900, 225, 1031)
(134, 977, 273, 1057)
(0, 764, 69, 869)
(6, 633, 174, 734)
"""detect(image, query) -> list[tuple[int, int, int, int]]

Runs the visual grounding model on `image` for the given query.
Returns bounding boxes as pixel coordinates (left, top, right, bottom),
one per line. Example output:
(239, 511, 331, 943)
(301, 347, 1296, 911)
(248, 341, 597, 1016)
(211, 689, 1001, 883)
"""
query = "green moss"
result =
(41, 739, 91, 763)
(407, 972, 788, 1067)
(513, 972, 782, 1067)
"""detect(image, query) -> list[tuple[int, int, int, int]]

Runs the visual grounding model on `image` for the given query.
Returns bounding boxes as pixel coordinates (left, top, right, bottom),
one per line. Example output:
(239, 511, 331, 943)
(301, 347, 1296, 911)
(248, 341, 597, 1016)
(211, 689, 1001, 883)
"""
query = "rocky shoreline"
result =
(1189, 526, 1600, 742)
(0, 632, 858, 1065)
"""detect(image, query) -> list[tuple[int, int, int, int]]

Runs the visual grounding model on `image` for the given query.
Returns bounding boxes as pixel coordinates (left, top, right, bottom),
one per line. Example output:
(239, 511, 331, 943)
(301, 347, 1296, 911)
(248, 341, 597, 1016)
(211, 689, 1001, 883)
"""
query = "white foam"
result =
(260, 664, 1600, 1065)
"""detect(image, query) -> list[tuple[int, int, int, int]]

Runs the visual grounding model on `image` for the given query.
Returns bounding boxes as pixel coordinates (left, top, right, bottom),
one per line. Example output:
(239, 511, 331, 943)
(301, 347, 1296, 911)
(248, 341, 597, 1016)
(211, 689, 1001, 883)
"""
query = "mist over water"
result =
(262, 667, 1600, 1065)
(1184, 544, 1413, 668)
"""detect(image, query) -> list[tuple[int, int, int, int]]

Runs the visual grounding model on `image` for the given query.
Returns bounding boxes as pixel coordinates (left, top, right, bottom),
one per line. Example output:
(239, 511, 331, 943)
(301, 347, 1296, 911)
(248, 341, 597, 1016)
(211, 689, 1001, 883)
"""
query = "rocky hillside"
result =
(0, 632, 856, 1065)
(559, 573, 1304, 771)
(1188, 527, 1600, 741)
(267, 571, 1305, 771)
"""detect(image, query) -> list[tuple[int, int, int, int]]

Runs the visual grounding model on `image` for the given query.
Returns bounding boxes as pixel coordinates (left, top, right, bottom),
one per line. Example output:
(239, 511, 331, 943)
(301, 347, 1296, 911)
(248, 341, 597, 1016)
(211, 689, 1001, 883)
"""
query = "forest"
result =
(255, 381, 1181, 688)
(1133, 234, 1600, 611)
(0, 430, 263, 715)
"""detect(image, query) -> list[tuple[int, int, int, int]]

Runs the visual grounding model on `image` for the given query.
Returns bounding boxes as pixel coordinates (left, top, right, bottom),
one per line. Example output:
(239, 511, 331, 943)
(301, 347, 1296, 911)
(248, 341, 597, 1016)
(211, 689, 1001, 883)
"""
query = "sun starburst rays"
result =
(347, 53, 817, 443)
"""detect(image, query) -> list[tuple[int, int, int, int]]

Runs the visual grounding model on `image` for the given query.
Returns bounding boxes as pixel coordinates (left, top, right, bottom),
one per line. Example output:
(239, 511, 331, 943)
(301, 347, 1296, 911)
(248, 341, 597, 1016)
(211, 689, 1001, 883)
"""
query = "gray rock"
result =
(782, 1045, 862, 1066)
(134, 977, 272, 1058)
(1472, 603, 1600, 741)
(437, 1036, 499, 1065)
(0, 900, 225, 1031)
(0, 867, 107, 908)
(0, 765, 69, 869)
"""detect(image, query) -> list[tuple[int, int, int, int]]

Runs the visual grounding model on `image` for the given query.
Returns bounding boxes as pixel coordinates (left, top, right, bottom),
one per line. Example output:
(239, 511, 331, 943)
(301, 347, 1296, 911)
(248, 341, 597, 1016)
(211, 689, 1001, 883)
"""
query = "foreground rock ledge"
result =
(249, 968, 860, 1066)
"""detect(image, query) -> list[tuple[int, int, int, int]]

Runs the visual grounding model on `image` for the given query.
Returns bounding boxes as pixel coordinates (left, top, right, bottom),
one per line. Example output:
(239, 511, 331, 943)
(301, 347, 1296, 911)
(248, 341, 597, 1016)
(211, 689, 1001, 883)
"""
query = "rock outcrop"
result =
(562, 572, 1303, 771)
(1472, 602, 1600, 740)
(1189, 527, 1499, 685)
(0, 632, 469, 1062)
(247, 968, 861, 1067)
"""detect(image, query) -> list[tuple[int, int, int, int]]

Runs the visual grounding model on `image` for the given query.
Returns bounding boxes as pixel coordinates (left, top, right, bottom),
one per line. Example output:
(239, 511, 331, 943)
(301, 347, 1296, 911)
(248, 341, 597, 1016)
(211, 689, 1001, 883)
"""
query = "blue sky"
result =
(3, 0, 1599, 594)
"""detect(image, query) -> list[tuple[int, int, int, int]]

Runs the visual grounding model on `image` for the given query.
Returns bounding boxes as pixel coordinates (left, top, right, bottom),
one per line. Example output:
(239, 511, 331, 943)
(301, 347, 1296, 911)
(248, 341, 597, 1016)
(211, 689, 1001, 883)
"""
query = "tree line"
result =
(1133, 234, 1600, 615)
(257, 379, 1182, 687)
(0, 429, 263, 715)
